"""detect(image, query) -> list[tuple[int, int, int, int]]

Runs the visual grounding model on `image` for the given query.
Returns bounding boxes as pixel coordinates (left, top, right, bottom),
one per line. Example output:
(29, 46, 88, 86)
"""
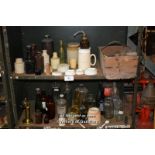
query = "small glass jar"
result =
(67, 42, 79, 69)
(87, 107, 101, 126)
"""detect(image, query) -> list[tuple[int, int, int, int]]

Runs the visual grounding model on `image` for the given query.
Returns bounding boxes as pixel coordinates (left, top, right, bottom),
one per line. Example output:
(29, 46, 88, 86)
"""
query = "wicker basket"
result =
(99, 45, 138, 80)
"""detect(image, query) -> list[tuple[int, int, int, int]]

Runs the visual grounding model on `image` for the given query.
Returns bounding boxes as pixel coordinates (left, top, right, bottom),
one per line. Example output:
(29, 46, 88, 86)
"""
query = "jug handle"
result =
(90, 54, 96, 66)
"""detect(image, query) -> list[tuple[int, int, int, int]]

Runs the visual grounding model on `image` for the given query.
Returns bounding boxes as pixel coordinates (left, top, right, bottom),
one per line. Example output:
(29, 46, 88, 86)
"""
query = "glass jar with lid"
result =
(67, 42, 79, 69)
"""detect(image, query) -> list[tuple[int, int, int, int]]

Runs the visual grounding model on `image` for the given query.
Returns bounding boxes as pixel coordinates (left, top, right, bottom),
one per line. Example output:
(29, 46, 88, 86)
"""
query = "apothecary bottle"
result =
(34, 51, 43, 75)
(25, 45, 35, 74)
(35, 88, 42, 112)
(42, 34, 54, 57)
(31, 43, 38, 60)
(51, 52, 60, 71)
(42, 50, 50, 74)
(104, 96, 114, 119)
(47, 95, 55, 119)
(57, 94, 67, 117)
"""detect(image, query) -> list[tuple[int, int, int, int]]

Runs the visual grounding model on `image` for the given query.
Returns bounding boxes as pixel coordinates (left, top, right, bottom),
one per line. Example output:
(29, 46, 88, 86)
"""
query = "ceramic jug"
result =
(78, 48, 96, 70)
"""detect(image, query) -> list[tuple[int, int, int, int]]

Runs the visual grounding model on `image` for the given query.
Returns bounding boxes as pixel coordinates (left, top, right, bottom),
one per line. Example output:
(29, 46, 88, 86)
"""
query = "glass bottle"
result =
(59, 40, 65, 63)
(86, 93, 96, 108)
(34, 51, 43, 75)
(104, 96, 114, 119)
(57, 94, 67, 117)
(51, 52, 60, 71)
(63, 82, 72, 112)
(96, 83, 104, 115)
(25, 45, 35, 74)
(42, 34, 54, 57)
(35, 88, 42, 112)
(46, 95, 55, 119)
(67, 42, 79, 69)
(71, 84, 88, 117)
(52, 82, 60, 104)
(112, 82, 124, 121)
(31, 43, 37, 60)
(41, 90, 48, 114)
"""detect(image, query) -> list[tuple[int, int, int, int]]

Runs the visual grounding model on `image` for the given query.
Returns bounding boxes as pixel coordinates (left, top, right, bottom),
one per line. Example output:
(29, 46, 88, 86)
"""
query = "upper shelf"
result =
(11, 70, 105, 81)
(11, 63, 106, 81)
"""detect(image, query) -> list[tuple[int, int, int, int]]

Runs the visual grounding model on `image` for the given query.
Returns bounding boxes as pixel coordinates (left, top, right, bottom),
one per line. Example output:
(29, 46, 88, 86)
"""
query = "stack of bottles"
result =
(97, 82, 125, 122)
(14, 35, 66, 75)
(24, 82, 126, 126)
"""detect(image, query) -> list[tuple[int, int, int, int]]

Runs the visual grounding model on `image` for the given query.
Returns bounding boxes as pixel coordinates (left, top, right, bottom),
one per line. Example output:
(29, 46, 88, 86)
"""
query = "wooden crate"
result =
(99, 45, 138, 79)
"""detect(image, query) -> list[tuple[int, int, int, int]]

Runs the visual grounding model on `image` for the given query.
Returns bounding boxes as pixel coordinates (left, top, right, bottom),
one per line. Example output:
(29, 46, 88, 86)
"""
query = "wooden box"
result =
(99, 45, 138, 79)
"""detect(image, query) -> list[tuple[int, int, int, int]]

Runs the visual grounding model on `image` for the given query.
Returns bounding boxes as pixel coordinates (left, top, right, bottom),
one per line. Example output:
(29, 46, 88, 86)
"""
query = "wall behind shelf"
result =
(21, 26, 127, 58)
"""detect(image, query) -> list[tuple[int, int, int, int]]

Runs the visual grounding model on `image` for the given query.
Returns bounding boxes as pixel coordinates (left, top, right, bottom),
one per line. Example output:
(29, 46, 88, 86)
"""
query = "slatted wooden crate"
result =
(99, 45, 138, 79)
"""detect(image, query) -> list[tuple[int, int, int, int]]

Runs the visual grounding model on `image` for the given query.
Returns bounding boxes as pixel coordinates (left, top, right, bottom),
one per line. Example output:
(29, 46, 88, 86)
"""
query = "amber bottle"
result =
(47, 95, 55, 119)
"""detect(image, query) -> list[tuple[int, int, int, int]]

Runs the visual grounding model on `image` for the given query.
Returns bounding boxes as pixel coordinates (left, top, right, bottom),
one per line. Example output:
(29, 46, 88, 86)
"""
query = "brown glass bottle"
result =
(31, 43, 38, 60)
(47, 95, 55, 119)
(42, 34, 54, 57)
(35, 88, 42, 112)
(25, 45, 35, 74)
(34, 51, 43, 75)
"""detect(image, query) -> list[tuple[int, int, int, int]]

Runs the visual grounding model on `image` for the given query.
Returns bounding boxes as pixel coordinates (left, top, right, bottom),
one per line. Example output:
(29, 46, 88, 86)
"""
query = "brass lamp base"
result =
(23, 118, 33, 124)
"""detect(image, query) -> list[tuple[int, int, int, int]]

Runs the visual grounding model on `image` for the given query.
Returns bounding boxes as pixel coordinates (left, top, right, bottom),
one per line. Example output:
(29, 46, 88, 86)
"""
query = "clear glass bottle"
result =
(57, 94, 67, 117)
(34, 51, 43, 75)
(63, 82, 72, 112)
(96, 83, 104, 115)
(25, 45, 35, 74)
(51, 52, 60, 71)
(104, 96, 114, 119)
(86, 93, 96, 109)
(112, 82, 124, 121)
(71, 84, 88, 117)
(59, 40, 65, 63)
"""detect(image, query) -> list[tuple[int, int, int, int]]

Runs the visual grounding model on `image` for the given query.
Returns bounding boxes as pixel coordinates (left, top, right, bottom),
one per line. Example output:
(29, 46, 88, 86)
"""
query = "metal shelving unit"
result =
(0, 27, 16, 128)
(0, 26, 143, 129)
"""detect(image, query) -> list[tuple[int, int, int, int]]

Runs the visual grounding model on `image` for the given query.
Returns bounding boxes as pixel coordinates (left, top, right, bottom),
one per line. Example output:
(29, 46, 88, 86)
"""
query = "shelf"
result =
(17, 114, 131, 129)
(11, 64, 105, 81)
(16, 101, 132, 129)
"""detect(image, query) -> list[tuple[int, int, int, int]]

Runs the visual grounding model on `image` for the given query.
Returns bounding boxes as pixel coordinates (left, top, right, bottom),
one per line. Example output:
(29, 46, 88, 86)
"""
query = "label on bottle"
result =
(57, 107, 66, 115)
(99, 103, 104, 111)
(59, 117, 66, 126)
(64, 75, 74, 81)
(42, 102, 46, 109)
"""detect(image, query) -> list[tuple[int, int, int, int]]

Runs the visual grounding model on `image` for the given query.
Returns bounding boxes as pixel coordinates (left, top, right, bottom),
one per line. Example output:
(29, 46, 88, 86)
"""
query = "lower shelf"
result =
(16, 111, 132, 129)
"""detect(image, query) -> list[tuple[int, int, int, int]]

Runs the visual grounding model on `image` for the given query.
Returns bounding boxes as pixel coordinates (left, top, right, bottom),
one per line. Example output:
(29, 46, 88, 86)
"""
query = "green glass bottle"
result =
(59, 40, 65, 63)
